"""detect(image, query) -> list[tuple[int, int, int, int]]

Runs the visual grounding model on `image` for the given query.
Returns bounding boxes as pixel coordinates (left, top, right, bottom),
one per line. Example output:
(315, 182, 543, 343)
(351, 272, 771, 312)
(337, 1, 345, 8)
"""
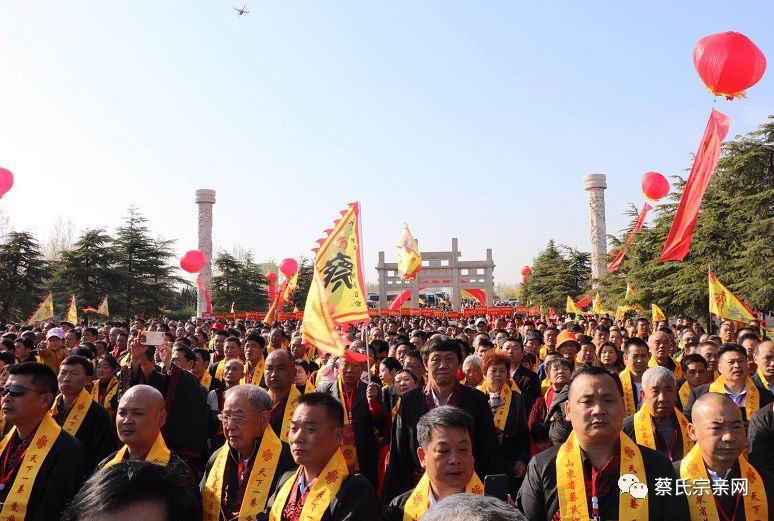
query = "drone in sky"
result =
(234, 6, 249, 16)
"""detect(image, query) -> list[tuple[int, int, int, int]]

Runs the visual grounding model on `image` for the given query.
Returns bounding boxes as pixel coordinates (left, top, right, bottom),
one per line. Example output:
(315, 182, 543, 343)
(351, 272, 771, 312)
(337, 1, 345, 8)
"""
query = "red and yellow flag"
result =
(96, 296, 110, 316)
(592, 292, 604, 314)
(65, 295, 78, 325)
(396, 223, 421, 280)
(708, 268, 758, 323)
(608, 202, 652, 272)
(28, 293, 54, 325)
(303, 203, 369, 356)
(461, 289, 486, 305)
(625, 283, 636, 300)
(566, 295, 581, 315)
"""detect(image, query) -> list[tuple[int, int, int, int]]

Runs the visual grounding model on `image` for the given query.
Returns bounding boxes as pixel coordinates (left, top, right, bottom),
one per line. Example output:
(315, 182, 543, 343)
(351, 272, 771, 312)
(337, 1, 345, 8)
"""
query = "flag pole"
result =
(357, 201, 373, 385)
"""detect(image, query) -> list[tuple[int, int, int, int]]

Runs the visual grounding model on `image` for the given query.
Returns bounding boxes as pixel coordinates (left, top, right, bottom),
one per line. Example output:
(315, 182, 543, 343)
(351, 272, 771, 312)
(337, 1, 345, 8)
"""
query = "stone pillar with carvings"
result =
(583, 174, 608, 284)
(195, 189, 216, 316)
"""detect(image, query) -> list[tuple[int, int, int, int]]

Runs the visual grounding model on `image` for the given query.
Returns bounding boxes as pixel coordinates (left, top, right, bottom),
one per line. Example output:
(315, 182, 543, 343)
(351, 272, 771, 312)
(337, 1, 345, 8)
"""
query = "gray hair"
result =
(417, 406, 474, 449)
(641, 366, 676, 390)
(462, 355, 481, 369)
(422, 494, 528, 521)
(224, 384, 272, 413)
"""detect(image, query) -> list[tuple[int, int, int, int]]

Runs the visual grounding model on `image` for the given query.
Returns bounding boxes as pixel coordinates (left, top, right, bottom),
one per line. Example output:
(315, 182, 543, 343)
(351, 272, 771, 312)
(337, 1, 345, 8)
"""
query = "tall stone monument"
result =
(583, 174, 608, 284)
(195, 189, 216, 317)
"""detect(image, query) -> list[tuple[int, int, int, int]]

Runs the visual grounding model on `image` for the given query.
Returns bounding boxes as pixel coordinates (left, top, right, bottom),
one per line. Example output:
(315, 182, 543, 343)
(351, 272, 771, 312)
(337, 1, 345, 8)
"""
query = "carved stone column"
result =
(195, 189, 216, 316)
(583, 174, 608, 285)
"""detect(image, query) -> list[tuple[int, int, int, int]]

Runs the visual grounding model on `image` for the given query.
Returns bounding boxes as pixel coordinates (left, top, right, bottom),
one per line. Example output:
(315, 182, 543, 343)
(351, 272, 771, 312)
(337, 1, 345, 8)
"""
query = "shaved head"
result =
(266, 348, 293, 364)
(116, 384, 167, 453)
(691, 392, 742, 425)
(119, 384, 164, 413)
(688, 392, 746, 472)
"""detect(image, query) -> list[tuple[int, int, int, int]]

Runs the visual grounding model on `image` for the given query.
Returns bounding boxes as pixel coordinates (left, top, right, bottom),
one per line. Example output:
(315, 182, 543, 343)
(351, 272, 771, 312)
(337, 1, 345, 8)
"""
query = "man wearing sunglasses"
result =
(0, 362, 87, 519)
(52, 355, 116, 470)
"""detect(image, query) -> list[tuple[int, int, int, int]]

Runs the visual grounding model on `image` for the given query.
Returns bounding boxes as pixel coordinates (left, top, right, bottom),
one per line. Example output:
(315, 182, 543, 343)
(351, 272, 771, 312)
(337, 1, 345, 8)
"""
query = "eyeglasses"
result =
(217, 414, 248, 425)
(0, 385, 47, 398)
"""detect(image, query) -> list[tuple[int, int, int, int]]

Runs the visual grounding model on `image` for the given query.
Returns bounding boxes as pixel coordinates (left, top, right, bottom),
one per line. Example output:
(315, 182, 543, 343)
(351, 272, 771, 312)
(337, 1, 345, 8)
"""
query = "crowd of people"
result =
(0, 311, 773, 520)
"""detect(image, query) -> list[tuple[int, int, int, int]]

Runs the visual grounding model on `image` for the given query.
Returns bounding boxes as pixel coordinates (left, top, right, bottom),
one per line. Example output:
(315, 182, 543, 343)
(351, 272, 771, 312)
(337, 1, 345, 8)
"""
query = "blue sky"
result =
(0, 1, 771, 285)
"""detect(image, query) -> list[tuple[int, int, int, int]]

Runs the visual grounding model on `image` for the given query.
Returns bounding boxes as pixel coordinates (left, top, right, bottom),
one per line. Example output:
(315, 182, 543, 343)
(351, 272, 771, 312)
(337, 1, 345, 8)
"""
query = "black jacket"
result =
(54, 395, 116, 471)
(748, 403, 774, 476)
(683, 381, 774, 422)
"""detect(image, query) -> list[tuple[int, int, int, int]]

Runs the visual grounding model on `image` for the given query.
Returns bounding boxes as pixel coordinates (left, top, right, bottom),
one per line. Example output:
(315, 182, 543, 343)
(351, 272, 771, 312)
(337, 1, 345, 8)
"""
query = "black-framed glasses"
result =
(0, 385, 47, 398)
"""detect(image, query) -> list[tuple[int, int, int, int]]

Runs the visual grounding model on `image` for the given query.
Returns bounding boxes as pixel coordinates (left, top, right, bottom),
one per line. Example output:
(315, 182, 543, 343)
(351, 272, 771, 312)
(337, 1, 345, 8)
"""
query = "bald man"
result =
(677, 393, 774, 520)
(265, 349, 302, 443)
(99, 385, 198, 489)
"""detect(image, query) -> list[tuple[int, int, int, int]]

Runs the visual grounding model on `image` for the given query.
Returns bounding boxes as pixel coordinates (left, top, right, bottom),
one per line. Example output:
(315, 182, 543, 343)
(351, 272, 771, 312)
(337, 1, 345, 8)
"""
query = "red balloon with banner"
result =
(0, 168, 14, 199)
(693, 31, 767, 99)
(279, 258, 298, 277)
(266, 272, 277, 300)
(180, 250, 206, 273)
(641, 171, 670, 201)
(520, 265, 533, 284)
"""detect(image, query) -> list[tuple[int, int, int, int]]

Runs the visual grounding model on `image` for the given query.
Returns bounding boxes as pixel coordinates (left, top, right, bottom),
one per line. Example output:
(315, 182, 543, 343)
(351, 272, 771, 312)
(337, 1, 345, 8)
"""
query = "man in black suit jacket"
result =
(502, 337, 540, 409)
(683, 343, 773, 423)
(382, 335, 503, 503)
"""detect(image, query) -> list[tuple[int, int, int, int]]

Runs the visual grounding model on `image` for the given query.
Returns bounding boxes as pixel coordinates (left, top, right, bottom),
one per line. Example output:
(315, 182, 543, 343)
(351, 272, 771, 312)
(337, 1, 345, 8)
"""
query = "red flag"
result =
(608, 202, 653, 272)
(575, 294, 592, 309)
(660, 109, 730, 261)
(196, 275, 212, 314)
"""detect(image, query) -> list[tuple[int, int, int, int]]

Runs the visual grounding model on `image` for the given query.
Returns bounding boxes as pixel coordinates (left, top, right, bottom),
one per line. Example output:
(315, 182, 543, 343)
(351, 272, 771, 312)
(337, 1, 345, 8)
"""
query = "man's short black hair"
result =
(623, 336, 648, 354)
(681, 353, 708, 372)
(417, 406, 474, 448)
(194, 348, 211, 363)
(14, 336, 34, 349)
(296, 392, 344, 428)
(739, 333, 760, 345)
(61, 460, 201, 521)
(8, 362, 58, 399)
(568, 366, 623, 398)
(214, 329, 229, 338)
(173, 345, 196, 363)
(99, 354, 119, 371)
(370, 339, 389, 355)
(62, 355, 95, 377)
(718, 343, 747, 360)
(0, 352, 15, 366)
(245, 333, 266, 347)
(225, 336, 241, 347)
(405, 350, 423, 364)
(295, 359, 311, 374)
(422, 335, 463, 364)
(379, 356, 402, 372)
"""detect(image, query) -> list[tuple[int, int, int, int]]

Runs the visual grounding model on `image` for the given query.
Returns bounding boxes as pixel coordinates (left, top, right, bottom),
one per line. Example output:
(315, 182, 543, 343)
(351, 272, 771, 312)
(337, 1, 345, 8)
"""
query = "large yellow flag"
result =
(396, 223, 421, 280)
(651, 303, 666, 322)
(303, 203, 369, 356)
(625, 283, 636, 300)
(96, 296, 109, 316)
(65, 295, 78, 325)
(27, 293, 54, 325)
(566, 295, 580, 315)
(708, 268, 757, 322)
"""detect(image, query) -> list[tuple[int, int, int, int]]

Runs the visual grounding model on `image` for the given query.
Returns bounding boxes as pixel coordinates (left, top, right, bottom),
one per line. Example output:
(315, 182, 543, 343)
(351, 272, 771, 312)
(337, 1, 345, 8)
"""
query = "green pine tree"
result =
(0, 232, 51, 321)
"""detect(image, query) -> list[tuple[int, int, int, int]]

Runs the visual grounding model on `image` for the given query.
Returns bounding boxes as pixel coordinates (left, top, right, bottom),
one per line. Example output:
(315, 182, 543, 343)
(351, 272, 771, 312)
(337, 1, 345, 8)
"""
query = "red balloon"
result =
(279, 258, 298, 277)
(0, 168, 14, 198)
(693, 32, 767, 99)
(266, 272, 278, 283)
(180, 250, 206, 273)
(520, 266, 533, 277)
(641, 171, 670, 201)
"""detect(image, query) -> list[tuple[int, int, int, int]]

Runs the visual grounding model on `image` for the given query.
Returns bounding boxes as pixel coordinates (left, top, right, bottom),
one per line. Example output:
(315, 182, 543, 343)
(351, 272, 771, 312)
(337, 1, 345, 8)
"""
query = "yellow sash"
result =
(269, 448, 349, 521)
(0, 414, 61, 519)
(633, 405, 693, 460)
(50, 388, 93, 436)
(619, 366, 639, 417)
(648, 356, 683, 378)
(201, 370, 213, 390)
(90, 377, 118, 412)
(302, 381, 315, 394)
(709, 376, 760, 420)
(476, 380, 521, 394)
(556, 431, 648, 521)
(540, 377, 551, 394)
(103, 433, 171, 467)
(391, 398, 401, 420)
(678, 381, 691, 408)
(203, 426, 283, 520)
(337, 379, 359, 474)
(215, 359, 227, 380)
(270, 385, 300, 443)
(680, 445, 768, 521)
(242, 358, 265, 386)
(402, 471, 484, 521)
(491, 384, 513, 434)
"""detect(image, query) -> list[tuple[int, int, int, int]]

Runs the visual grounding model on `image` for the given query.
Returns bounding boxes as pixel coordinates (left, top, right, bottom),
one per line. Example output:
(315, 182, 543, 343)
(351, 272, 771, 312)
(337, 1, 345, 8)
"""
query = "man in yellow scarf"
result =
(101, 385, 196, 486)
(683, 344, 774, 423)
(622, 366, 693, 462)
(678, 393, 774, 521)
(200, 384, 295, 520)
(648, 330, 683, 378)
(517, 366, 688, 519)
(385, 406, 485, 520)
(0, 363, 87, 519)
(265, 392, 381, 520)
(265, 349, 301, 443)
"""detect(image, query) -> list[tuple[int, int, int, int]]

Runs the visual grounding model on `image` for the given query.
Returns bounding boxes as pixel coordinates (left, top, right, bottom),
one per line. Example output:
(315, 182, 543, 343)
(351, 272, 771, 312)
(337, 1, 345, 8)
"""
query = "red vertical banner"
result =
(660, 109, 730, 261)
(608, 202, 653, 272)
